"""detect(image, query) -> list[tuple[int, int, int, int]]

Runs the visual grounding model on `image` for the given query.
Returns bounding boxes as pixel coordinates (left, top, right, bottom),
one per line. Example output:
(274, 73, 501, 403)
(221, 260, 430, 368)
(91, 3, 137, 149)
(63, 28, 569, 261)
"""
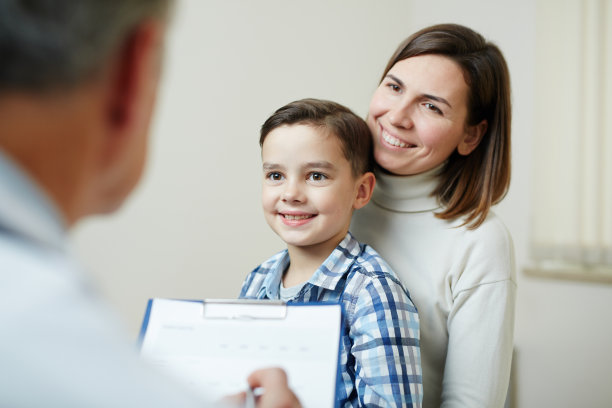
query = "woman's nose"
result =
(388, 103, 414, 129)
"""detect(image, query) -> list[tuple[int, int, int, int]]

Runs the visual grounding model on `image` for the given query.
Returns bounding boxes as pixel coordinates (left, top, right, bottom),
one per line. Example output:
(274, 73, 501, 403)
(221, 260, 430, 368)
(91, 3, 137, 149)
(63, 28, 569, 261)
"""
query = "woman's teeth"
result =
(383, 131, 410, 148)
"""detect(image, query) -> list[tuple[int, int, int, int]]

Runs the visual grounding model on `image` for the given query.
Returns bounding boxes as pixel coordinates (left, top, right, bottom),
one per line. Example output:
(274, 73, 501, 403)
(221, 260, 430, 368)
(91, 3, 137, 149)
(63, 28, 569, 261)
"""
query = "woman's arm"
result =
(442, 279, 516, 407)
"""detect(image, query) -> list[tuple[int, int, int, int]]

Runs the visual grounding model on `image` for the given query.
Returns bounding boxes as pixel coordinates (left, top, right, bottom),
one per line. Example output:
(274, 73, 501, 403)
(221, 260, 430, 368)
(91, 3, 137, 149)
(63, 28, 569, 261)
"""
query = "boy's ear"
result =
(458, 119, 487, 156)
(353, 172, 376, 210)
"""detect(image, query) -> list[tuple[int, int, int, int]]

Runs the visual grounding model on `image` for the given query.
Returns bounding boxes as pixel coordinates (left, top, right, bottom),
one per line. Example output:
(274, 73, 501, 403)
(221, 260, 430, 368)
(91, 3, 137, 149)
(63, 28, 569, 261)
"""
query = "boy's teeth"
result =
(284, 214, 312, 220)
(383, 131, 410, 148)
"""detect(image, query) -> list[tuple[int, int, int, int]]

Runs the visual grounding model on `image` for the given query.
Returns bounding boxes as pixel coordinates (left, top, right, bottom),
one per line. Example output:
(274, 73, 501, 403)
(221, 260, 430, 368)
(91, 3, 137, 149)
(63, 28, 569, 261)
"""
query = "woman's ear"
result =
(458, 119, 487, 155)
(353, 172, 376, 210)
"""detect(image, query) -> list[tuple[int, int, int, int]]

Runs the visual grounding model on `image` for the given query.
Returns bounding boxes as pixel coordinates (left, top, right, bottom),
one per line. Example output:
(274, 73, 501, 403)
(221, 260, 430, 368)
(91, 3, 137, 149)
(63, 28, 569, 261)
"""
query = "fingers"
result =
(247, 368, 301, 408)
(220, 391, 246, 407)
(247, 367, 288, 389)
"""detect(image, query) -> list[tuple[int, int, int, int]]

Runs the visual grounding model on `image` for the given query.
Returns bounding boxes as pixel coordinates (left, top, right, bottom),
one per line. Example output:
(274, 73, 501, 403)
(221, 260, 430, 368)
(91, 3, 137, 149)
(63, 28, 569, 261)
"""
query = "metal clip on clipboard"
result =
(202, 299, 288, 320)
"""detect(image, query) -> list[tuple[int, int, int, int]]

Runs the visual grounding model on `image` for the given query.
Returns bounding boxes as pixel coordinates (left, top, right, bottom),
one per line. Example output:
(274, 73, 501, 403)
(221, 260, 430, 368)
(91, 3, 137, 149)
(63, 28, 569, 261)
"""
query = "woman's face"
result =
(367, 54, 482, 175)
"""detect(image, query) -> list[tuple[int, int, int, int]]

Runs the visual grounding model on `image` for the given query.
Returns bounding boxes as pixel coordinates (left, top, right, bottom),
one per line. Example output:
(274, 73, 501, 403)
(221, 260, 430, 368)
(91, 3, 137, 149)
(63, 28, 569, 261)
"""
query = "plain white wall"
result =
(72, 1, 612, 406)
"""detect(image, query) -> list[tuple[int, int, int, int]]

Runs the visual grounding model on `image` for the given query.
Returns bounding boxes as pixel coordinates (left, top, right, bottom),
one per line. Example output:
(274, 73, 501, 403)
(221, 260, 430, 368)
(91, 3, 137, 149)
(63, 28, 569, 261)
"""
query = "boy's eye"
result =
(266, 172, 284, 181)
(308, 172, 327, 181)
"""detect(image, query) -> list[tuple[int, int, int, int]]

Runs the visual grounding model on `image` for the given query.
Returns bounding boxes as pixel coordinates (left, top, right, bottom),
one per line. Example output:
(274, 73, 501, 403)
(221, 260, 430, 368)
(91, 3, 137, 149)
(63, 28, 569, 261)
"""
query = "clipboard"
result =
(139, 298, 342, 408)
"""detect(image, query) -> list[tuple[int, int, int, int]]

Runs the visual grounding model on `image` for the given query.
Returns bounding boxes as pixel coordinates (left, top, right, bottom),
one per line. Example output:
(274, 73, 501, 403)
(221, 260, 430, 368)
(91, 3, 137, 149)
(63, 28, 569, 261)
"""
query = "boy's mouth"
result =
(282, 214, 314, 220)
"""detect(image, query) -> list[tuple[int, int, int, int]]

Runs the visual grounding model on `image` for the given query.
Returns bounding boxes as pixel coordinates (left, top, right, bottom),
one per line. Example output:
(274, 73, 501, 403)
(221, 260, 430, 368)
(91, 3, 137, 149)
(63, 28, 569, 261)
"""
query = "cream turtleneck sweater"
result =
(351, 167, 516, 408)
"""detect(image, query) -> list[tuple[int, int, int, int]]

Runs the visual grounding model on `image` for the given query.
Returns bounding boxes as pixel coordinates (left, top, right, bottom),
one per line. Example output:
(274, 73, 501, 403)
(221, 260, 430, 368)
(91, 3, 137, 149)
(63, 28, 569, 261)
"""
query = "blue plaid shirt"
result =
(240, 232, 422, 407)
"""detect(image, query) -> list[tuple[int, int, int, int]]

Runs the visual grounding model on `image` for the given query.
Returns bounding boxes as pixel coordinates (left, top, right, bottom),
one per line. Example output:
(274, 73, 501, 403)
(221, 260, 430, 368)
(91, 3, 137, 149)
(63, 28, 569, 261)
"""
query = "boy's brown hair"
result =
(260, 98, 374, 177)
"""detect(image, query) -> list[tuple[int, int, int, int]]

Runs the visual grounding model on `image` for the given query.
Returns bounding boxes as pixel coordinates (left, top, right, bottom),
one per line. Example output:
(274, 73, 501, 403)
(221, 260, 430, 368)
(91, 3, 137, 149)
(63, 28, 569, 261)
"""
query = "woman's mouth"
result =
(382, 129, 414, 148)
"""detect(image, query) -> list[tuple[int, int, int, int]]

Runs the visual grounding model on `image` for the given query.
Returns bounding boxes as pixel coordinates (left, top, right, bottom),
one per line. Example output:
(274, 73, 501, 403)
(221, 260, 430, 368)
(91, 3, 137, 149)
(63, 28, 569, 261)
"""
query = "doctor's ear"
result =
(458, 119, 487, 156)
(103, 20, 164, 140)
(353, 172, 376, 210)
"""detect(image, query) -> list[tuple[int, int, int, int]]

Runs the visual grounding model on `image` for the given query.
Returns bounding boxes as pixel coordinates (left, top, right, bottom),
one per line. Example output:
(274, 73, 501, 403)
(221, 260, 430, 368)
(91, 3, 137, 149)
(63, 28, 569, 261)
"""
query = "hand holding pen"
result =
(222, 367, 301, 408)
(246, 368, 301, 408)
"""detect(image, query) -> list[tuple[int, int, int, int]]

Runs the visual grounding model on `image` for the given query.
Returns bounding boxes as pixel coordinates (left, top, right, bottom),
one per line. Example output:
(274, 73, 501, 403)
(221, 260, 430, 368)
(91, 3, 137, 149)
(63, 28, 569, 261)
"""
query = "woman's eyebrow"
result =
(385, 74, 404, 87)
(386, 73, 453, 108)
(423, 93, 452, 108)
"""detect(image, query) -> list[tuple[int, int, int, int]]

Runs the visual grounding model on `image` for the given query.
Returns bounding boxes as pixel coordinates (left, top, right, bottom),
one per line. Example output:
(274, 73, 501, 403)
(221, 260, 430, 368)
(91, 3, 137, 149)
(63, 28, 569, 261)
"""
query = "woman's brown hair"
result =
(380, 23, 511, 228)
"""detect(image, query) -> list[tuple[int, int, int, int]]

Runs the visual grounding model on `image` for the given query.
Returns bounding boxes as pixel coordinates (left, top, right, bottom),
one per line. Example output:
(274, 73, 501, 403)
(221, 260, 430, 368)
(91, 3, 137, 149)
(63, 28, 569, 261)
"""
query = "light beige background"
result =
(72, 1, 612, 407)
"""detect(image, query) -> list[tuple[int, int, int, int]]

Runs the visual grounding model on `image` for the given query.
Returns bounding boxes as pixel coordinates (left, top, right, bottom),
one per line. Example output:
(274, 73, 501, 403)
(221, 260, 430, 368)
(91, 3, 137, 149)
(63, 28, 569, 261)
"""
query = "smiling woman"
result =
(352, 24, 515, 407)
(367, 54, 486, 176)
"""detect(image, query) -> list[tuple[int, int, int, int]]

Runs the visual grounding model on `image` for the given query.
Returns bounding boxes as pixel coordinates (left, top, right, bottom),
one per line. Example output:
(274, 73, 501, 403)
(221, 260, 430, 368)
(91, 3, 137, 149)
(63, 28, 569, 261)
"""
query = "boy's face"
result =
(261, 124, 367, 255)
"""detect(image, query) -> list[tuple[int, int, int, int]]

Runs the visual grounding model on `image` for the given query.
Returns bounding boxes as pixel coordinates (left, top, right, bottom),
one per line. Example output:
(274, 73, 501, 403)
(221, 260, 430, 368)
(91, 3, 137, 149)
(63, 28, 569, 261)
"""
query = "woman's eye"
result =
(308, 172, 327, 181)
(386, 83, 401, 93)
(266, 172, 283, 181)
(424, 103, 442, 114)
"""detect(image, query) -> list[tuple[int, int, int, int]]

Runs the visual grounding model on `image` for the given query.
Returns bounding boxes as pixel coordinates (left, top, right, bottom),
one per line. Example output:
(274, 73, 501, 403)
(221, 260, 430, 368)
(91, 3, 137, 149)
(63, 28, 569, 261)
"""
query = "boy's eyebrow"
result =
(305, 161, 335, 170)
(385, 73, 452, 108)
(263, 161, 336, 170)
(262, 162, 283, 170)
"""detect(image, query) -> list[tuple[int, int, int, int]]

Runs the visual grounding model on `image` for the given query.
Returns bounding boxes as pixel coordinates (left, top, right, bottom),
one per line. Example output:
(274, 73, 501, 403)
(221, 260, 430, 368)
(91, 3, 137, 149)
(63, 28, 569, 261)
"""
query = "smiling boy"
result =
(240, 99, 423, 407)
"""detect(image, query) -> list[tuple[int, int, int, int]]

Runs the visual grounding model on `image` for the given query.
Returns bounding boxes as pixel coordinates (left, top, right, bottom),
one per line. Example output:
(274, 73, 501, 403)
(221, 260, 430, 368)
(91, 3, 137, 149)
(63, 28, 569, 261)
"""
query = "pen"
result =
(245, 386, 256, 408)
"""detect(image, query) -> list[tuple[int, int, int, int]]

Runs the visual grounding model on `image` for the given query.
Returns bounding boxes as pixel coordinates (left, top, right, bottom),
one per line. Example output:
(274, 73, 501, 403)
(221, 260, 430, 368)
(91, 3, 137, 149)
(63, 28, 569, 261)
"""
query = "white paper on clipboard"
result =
(139, 298, 342, 408)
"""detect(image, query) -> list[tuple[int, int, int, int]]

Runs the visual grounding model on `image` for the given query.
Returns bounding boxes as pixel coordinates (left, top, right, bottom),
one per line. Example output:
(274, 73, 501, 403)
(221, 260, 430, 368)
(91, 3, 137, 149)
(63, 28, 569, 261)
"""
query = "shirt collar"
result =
(372, 164, 443, 213)
(260, 253, 290, 299)
(259, 232, 362, 299)
(310, 232, 362, 290)
(0, 149, 68, 253)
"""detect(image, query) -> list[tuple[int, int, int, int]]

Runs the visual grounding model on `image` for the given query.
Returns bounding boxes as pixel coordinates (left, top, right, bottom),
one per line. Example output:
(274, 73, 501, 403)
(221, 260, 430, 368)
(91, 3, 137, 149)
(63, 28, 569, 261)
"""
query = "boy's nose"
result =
(281, 181, 305, 203)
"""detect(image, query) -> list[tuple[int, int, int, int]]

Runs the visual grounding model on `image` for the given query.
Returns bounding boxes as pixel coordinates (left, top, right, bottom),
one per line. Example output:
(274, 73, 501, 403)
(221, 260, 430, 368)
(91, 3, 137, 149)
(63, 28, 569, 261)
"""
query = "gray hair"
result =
(0, 0, 172, 92)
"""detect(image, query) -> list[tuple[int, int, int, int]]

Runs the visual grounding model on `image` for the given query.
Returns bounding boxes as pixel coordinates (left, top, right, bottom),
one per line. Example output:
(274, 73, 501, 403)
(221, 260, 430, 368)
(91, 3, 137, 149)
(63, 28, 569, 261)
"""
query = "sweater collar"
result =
(371, 164, 443, 213)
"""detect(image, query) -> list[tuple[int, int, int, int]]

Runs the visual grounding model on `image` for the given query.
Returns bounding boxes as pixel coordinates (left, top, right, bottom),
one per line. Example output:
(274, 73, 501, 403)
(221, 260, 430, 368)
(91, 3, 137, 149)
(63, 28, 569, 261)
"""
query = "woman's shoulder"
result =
(460, 210, 513, 246)
(451, 210, 516, 289)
